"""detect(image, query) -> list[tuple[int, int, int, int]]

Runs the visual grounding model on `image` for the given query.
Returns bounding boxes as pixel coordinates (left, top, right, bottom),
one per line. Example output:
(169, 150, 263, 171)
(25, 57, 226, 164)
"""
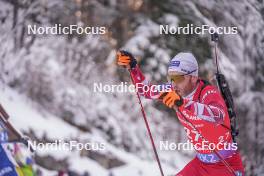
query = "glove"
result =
(117, 50, 137, 69)
(158, 91, 183, 108)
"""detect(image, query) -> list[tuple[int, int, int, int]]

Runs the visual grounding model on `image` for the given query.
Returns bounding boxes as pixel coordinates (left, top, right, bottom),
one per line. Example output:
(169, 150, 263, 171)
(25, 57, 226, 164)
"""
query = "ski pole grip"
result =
(211, 33, 219, 42)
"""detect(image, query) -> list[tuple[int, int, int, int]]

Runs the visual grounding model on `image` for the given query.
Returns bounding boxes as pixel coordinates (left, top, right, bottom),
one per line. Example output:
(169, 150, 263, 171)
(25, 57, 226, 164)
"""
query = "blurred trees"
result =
(0, 0, 264, 175)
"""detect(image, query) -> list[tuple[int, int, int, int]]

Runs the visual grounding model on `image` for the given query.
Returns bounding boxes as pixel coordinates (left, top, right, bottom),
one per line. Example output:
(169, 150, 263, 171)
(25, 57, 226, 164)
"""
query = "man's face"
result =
(168, 71, 198, 97)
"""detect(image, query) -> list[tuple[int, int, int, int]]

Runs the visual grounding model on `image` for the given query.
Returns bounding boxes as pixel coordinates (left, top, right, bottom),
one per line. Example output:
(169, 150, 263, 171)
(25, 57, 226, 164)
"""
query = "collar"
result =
(183, 84, 198, 101)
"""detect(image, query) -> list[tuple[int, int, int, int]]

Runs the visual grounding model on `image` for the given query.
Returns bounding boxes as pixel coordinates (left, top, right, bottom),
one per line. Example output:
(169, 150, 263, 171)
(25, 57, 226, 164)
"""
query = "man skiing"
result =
(117, 51, 245, 176)
(0, 106, 35, 176)
(0, 122, 20, 176)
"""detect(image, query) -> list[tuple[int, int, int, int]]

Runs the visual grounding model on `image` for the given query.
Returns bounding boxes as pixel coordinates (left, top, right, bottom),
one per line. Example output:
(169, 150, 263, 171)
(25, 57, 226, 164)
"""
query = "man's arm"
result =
(130, 65, 170, 99)
(117, 50, 171, 100)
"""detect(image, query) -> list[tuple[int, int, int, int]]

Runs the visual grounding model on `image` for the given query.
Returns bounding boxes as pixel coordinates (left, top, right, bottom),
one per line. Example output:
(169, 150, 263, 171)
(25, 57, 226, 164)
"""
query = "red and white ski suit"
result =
(130, 65, 245, 176)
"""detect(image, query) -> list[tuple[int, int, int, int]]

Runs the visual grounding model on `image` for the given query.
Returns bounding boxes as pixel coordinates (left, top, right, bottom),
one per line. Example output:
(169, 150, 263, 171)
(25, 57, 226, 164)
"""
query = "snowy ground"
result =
(0, 84, 190, 176)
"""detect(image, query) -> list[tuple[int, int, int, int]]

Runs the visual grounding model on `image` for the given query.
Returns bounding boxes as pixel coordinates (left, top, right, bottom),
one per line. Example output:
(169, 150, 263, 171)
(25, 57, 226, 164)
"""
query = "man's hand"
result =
(116, 50, 137, 69)
(159, 91, 183, 108)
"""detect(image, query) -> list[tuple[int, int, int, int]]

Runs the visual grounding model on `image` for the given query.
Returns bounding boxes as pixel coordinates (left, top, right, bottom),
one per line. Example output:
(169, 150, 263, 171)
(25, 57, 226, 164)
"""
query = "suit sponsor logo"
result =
(0, 166, 13, 176)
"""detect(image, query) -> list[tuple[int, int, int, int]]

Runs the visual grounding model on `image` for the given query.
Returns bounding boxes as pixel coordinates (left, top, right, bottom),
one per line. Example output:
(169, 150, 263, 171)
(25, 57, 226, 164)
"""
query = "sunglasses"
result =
(167, 69, 197, 83)
(167, 74, 185, 83)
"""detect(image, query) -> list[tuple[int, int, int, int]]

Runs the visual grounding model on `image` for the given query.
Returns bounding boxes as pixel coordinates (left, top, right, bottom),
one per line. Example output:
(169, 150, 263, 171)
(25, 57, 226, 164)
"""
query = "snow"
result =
(69, 154, 108, 176)
(163, 14, 179, 27)
(0, 86, 79, 140)
(1, 0, 263, 174)
(0, 84, 189, 175)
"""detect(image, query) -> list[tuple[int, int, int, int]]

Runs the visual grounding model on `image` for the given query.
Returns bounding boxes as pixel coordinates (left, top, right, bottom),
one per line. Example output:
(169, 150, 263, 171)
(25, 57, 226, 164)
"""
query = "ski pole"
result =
(128, 69, 165, 176)
(0, 104, 34, 152)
